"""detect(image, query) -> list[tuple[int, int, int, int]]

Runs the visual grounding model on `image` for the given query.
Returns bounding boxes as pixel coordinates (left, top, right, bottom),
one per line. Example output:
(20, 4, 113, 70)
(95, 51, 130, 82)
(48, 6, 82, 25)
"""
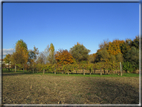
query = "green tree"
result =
(73, 64, 79, 74)
(70, 42, 90, 63)
(122, 61, 133, 73)
(120, 42, 131, 61)
(87, 63, 94, 75)
(80, 63, 87, 75)
(97, 48, 110, 62)
(52, 64, 57, 74)
(125, 46, 139, 71)
(131, 36, 139, 49)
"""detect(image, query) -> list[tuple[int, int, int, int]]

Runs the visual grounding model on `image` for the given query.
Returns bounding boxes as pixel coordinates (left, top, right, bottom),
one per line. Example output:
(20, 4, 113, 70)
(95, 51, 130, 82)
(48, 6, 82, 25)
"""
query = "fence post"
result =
(120, 62, 122, 76)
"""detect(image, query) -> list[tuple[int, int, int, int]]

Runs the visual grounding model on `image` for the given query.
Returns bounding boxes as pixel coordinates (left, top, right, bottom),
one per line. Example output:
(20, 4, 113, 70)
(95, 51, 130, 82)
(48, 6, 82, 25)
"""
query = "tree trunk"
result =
(43, 69, 45, 74)
(54, 71, 56, 74)
(15, 64, 16, 72)
(90, 72, 91, 75)
(23, 64, 24, 73)
(8, 63, 9, 71)
(68, 72, 69, 75)
(83, 69, 85, 75)
(120, 62, 123, 76)
(104, 69, 105, 74)
(100, 68, 102, 75)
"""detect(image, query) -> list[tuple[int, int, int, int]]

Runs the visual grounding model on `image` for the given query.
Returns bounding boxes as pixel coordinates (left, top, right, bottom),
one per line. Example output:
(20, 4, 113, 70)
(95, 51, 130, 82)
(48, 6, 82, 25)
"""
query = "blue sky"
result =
(2, 3, 139, 58)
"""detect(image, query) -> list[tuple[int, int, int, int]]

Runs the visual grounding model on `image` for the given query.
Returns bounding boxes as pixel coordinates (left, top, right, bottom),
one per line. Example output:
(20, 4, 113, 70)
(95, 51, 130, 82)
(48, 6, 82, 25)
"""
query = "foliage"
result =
(122, 61, 134, 73)
(4, 54, 11, 71)
(28, 46, 39, 63)
(87, 63, 94, 73)
(97, 48, 110, 62)
(55, 49, 74, 65)
(4, 54, 11, 64)
(107, 40, 124, 55)
(88, 54, 96, 63)
(45, 64, 52, 73)
(116, 53, 123, 62)
(109, 55, 116, 63)
(120, 42, 131, 61)
(15, 39, 28, 51)
(70, 42, 90, 62)
(36, 52, 46, 64)
(125, 46, 139, 71)
(48, 43, 56, 64)
(131, 36, 139, 49)
(99, 39, 109, 50)
(13, 39, 29, 65)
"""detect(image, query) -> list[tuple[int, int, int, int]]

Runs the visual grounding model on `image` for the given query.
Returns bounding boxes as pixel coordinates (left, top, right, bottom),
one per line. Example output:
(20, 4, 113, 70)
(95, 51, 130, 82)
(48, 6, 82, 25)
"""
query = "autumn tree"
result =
(107, 40, 124, 56)
(16, 40, 28, 72)
(11, 40, 28, 72)
(70, 42, 90, 63)
(4, 54, 11, 71)
(55, 49, 74, 65)
(11, 52, 18, 72)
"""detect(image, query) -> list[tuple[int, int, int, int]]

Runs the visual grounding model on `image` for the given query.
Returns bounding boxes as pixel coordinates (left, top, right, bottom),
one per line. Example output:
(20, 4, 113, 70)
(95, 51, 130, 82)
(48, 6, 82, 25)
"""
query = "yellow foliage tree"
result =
(107, 40, 124, 55)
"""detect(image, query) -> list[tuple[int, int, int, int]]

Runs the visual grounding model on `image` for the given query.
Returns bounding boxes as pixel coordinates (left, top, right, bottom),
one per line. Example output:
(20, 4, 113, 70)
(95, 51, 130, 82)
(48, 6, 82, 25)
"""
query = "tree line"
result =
(3, 36, 140, 74)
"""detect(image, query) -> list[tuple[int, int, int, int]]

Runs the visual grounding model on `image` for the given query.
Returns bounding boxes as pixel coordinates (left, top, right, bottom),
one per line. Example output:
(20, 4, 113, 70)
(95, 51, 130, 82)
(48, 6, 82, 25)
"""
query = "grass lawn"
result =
(2, 69, 140, 104)
(2, 68, 139, 77)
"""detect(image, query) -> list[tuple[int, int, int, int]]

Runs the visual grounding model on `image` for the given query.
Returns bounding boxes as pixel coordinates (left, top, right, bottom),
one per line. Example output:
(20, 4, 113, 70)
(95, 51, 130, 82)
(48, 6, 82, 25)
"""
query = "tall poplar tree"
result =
(48, 43, 55, 64)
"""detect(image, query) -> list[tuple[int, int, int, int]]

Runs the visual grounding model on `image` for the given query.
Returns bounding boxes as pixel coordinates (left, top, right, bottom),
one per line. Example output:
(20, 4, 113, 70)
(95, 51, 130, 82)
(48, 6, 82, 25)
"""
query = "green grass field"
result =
(2, 68, 139, 77)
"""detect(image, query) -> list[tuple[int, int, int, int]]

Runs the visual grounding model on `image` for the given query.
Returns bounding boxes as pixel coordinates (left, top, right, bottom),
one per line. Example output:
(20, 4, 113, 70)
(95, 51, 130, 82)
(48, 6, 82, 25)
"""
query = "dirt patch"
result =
(2, 74, 139, 104)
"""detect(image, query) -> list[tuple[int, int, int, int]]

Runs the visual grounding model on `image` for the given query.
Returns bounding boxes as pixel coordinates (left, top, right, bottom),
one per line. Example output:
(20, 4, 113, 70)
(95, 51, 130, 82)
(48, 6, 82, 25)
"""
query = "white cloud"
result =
(0, 48, 15, 56)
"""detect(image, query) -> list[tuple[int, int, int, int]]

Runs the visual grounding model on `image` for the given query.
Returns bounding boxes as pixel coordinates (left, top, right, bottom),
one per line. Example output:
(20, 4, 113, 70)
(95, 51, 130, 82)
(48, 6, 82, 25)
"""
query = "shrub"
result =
(122, 61, 134, 73)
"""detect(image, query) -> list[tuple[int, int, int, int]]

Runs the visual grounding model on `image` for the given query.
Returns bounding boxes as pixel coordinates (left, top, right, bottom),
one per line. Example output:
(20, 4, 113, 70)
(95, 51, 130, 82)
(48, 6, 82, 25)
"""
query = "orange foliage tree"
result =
(107, 40, 124, 55)
(55, 49, 74, 65)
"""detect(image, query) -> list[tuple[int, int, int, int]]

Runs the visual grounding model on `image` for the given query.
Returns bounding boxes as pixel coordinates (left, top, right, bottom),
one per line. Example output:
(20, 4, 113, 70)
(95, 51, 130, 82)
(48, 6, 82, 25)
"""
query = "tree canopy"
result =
(70, 42, 90, 63)
(55, 49, 74, 65)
